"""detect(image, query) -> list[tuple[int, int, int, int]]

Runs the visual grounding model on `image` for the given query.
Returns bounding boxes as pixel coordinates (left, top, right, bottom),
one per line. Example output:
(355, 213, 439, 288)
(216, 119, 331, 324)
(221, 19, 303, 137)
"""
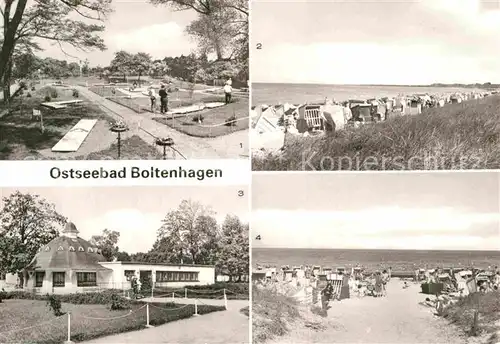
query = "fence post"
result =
(224, 291, 228, 310)
(63, 312, 73, 344)
(184, 288, 187, 299)
(146, 303, 154, 328)
(172, 292, 175, 300)
(194, 299, 199, 316)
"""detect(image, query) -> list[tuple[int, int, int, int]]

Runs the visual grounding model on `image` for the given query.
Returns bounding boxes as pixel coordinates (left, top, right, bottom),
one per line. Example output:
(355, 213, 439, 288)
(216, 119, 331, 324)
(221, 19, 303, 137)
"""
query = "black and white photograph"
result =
(0, 186, 249, 343)
(0, 0, 249, 160)
(251, 0, 500, 171)
(252, 172, 500, 344)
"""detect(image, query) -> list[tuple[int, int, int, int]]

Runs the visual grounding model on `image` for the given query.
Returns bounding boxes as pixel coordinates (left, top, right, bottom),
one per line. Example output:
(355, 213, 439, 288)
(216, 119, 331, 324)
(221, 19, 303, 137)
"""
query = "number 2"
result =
(256, 43, 262, 50)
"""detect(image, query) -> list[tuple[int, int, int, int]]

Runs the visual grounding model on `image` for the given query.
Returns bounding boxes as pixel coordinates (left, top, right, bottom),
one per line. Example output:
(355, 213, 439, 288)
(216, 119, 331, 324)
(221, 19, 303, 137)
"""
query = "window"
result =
(87, 247, 93, 253)
(52, 272, 65, 287)
(57, 246, 64, 251)
(45, 246, 50, 251)
(69, 246, 75, 252)
(0, 272, 6, 280)
(76, 272, 97, 287)
(78, 247, 84, 252)
(124, 270, 135, 281)
(35, 272, 45, 287)
(156, 271, 199, 282)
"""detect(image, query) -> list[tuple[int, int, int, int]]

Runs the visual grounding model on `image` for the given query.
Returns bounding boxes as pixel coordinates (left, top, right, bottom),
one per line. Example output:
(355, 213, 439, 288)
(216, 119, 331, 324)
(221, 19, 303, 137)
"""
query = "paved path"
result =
(271, 280, 468, 344)
(76, 86, 248, 159)
(83, 300, 249, 344)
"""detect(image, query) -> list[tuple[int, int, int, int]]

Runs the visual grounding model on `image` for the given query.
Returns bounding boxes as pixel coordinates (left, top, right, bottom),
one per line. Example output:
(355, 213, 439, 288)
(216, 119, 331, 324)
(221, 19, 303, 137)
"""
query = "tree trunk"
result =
(0, 0, 29, 89)
(18, 272, 24, 289)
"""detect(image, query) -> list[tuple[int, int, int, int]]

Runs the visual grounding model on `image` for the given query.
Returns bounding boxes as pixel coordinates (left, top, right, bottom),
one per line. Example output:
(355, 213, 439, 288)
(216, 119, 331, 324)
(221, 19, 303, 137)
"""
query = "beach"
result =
(252, 83, 479, 105)
(265, 279, 470, 344)
(253, 248, 500, 271)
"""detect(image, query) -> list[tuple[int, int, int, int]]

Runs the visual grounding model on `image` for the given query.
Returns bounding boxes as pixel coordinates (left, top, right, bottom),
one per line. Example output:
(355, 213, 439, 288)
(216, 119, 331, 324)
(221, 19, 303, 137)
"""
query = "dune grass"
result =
(441, 291, 500, 341)
(252, 286, 302, 343)
(252, 95, 500, 171)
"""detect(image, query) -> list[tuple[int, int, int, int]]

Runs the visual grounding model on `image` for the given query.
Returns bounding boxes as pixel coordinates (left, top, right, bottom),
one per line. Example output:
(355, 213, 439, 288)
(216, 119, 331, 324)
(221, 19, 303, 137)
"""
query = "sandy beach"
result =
(268, 279, 469, 344)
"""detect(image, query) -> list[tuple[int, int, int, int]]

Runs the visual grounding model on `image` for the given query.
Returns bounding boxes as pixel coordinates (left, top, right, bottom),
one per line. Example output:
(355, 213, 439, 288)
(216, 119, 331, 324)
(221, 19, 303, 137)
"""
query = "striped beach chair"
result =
(304, 105, 323, 130)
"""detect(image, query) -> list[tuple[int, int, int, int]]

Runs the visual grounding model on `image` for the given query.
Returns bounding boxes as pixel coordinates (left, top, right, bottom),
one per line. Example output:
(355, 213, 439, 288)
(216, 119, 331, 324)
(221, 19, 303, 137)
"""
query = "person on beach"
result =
(148, 87, 156, 113)
(224, 81, 232, 104)
(159, 85, 168, 114)
(374, 272, 383, 297)
(321, 281, 334, 310)
(382, 270, 389, 296)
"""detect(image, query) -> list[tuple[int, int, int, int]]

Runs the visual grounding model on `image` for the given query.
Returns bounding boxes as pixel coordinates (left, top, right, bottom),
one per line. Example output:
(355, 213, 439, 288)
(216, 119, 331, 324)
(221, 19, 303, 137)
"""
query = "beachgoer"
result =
(374, 272, 383, 297)
(223, 81, 232, 104)
(159, 85, 168, 114)
(382, 270, 389, 296)
(148, 87, 156, 113)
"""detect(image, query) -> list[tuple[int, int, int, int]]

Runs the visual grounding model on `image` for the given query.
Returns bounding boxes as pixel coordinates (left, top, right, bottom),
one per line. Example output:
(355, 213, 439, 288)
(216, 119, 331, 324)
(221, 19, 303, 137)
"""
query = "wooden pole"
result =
(66, 312, 71, 343)
(184, 288, 187, 299)
(194, 299, 198, 316)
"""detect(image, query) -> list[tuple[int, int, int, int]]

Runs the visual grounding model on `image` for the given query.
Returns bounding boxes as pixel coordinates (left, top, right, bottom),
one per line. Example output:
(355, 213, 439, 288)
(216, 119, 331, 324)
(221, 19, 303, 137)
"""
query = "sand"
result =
(269, 279, 468, 344)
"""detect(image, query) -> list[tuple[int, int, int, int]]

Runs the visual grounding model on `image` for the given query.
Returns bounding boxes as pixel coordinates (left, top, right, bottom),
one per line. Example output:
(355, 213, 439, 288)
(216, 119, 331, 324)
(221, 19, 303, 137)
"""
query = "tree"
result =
(81, 58, 89, 76)
(132, 52, 152, 86)
(11, 52, 42, 79)
(154, 199, 219, 264)
(116, 251, 131, 262)
(0, 191, 67, 286)
(149, 60, 170, 78)
(68, 62, 81, 77)
(216, 215, 248, 282)
(0, 0, 111, 102)
(110, 50, 134, 79)
(89, 229, 120, 261)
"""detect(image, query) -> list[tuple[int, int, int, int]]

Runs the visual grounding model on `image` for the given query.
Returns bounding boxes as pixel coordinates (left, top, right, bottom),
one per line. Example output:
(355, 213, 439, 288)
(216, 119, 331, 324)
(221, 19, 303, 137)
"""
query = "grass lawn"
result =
(153, 97, 249, 137)
(0, 299, 225, 343)
(252, 95, 500, 171)
(0, 86, 159, 160)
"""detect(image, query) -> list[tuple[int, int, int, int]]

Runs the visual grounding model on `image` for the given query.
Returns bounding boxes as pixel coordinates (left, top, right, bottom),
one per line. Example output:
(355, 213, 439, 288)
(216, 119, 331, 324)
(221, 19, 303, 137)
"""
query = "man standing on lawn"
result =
(159, 84, 168, 114)
(224, 80, 232, 104)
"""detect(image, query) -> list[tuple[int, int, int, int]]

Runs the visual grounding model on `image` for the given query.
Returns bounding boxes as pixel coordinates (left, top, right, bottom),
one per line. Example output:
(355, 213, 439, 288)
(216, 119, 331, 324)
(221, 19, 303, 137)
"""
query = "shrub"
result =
(46, 294, 64, 316)
(44, 95, 51, 102)
(26, 92, 32, 98)
(140, 276, 152, 295)
(225, 115, 237, 126)
(31, 86, 36, 91)
(110, 293, 130, 310)
(50, 88, 58, 98)
(192, 114, 204, 122)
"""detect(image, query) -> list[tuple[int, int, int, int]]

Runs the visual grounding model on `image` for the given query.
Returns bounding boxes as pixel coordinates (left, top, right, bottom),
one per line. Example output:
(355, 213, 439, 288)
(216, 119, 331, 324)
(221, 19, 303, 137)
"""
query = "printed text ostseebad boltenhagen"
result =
(49, 166, 223, 181)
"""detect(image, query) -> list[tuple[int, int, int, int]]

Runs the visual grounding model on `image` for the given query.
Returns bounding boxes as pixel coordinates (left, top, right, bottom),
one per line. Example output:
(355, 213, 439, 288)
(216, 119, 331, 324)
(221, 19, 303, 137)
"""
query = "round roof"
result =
(26, 222, 108, 271)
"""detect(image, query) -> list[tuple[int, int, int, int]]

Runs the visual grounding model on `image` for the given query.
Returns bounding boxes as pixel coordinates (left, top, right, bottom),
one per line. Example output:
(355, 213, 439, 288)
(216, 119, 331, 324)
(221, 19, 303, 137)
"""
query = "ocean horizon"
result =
(252, 82, 481, 105)
(253, 247, 500, 272)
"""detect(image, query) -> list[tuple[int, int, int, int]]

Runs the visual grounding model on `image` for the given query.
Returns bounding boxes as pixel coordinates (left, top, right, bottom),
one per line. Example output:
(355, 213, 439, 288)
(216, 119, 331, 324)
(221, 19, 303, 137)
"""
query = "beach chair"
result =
(303, 105, 323, 131)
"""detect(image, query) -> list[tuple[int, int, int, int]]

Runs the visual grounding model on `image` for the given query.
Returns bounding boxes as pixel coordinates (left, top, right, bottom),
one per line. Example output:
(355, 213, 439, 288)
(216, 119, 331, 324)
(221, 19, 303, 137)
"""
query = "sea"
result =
(253, 248, 500, 272)
(252, 83, 477, 105)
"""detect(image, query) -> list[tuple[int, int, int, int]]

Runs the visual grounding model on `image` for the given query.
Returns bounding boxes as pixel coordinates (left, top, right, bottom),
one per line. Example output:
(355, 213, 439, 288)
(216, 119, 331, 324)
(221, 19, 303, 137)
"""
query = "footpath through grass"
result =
(0, 290, 224, 343)
(253, 95, 500, 171)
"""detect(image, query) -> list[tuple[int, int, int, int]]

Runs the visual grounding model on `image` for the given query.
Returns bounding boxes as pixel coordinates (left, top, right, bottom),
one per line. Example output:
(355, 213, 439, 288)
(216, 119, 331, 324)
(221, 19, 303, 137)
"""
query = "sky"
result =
(251, 0, 500, 85)
(252, 172, 500, 251)
(36, 1, 198, 66)
(0, 186, 249, 254)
